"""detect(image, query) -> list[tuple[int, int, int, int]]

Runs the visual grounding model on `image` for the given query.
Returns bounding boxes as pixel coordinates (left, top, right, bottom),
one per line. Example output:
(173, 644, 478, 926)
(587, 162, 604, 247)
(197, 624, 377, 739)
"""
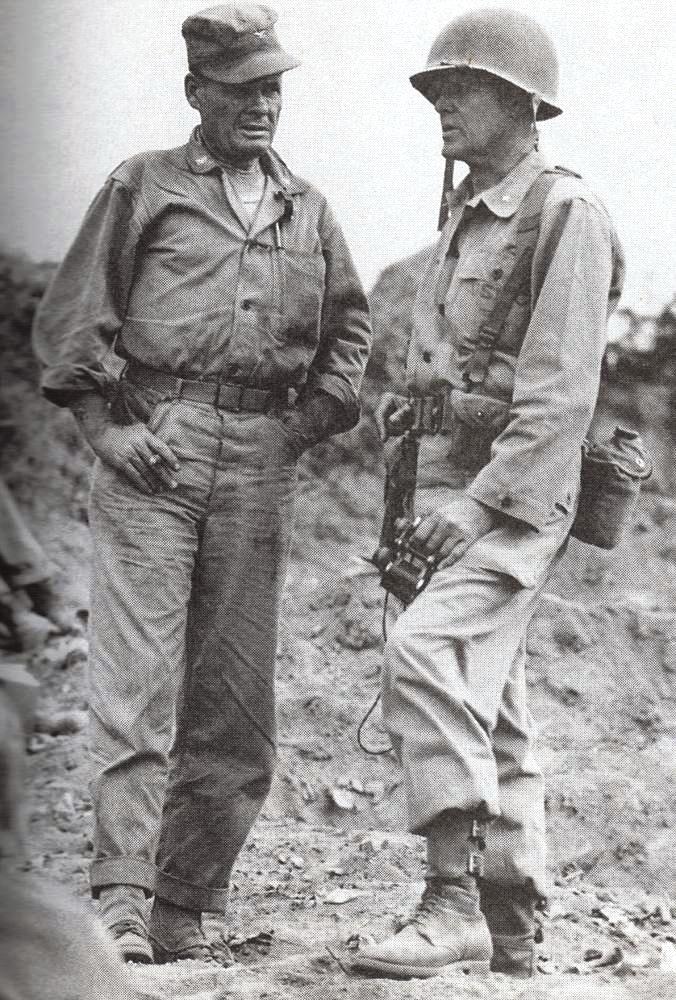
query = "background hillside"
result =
(2, 249, 676, 997)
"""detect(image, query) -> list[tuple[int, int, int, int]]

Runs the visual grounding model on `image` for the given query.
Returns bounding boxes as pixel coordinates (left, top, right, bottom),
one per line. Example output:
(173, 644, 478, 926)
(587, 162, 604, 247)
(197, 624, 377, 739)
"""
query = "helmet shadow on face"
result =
(410, 8, 562, 121)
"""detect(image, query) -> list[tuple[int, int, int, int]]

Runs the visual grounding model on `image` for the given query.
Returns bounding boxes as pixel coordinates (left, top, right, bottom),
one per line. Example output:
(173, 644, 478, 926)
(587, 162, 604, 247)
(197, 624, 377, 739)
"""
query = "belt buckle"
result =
(409, 396, 424, 434)
(427, 395, 444, 434)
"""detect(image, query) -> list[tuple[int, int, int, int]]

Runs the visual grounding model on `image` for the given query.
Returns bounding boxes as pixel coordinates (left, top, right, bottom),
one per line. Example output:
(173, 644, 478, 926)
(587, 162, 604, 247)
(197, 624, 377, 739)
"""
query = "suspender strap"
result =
(463, 166, 578, 390)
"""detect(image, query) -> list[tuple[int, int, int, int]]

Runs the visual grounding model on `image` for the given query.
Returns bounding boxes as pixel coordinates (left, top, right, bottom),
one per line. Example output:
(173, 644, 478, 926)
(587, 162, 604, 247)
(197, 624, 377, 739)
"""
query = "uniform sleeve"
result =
(32, 177, 142, 407)
(305, 201, 372, 432)
(468, 195, 620, 529)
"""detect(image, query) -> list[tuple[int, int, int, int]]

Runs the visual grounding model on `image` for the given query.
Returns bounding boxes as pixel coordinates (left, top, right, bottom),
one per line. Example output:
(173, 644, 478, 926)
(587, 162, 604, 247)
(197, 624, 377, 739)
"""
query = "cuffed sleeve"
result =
(306, 202, 372, 432)
(468, 196, 619, 529)
(32, 177, 142, 406)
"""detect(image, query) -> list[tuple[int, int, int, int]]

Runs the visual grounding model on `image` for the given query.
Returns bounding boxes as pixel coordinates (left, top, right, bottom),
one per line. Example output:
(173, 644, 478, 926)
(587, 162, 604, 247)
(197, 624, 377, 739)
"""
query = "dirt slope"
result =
(3, 247, 676, 997)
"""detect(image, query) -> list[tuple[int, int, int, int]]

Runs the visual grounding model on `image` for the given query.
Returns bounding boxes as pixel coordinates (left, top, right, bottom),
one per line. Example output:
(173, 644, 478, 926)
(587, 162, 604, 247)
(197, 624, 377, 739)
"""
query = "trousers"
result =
(381, 481, 572, 898)
(87, 398, 298, 910)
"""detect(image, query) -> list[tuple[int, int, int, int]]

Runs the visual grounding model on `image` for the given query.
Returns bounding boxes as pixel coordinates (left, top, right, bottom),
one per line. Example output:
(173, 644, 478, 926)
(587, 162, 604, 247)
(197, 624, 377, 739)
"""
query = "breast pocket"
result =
(444, 250, 499, 322)
(445, 245, 530, 357)
(276, 249, 326, 346)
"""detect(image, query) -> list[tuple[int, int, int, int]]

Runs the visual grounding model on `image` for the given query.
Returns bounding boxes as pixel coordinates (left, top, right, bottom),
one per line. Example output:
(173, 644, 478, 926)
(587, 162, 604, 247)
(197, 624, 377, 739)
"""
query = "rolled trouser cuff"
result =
(406, 756, 499, 834)
(155, 870, 230, 913)
(90, 856, 157, 897)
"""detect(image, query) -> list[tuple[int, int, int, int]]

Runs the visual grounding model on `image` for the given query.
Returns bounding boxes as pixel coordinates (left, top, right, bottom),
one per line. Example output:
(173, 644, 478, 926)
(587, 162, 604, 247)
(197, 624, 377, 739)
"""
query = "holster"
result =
(379, 432, 419, 551)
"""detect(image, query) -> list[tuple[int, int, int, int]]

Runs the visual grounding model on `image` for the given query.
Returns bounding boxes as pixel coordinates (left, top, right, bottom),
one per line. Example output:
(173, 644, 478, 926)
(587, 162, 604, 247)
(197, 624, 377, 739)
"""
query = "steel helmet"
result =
(410, 8, 562, 120)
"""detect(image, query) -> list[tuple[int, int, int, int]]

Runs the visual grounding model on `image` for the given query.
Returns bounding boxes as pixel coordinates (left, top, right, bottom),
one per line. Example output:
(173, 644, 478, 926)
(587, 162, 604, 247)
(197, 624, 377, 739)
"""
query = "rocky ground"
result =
(11, 466, 676, 1000)
(3, 248, 676, 997)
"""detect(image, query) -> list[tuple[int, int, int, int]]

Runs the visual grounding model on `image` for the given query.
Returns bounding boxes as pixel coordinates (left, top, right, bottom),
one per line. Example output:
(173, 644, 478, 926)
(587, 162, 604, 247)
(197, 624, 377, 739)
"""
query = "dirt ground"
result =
(3, 249, 676, 997)
(11, 462, 676, 1000)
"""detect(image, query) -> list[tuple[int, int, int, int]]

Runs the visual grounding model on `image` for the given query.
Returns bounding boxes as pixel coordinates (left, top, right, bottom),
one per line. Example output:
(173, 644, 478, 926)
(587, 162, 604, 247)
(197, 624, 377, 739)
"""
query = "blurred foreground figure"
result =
(0, 667, 130, 1000)
(34, 1, 370, 965)
(0, 478, 73, 648)
(355, 8, 624, 980)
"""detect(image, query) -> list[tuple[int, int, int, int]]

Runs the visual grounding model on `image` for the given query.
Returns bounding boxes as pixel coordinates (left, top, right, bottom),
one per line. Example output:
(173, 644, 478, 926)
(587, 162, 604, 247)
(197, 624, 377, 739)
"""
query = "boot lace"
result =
(402, 883, 451, 938)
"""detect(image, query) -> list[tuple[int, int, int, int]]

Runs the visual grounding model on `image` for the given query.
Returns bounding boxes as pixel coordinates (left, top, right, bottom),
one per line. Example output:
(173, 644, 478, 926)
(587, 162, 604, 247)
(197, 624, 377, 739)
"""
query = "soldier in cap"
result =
(353, 9, 624, 979)
(34, 2, 371, 964)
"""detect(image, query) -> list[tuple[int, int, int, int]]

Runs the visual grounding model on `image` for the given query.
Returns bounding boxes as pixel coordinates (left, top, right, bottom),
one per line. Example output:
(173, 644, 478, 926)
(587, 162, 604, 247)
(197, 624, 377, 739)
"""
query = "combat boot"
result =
(480, 881, 537, 978)
(98, 884, 153, 964)
(352, 876, 492, 978)
(149, 897, 232, 965)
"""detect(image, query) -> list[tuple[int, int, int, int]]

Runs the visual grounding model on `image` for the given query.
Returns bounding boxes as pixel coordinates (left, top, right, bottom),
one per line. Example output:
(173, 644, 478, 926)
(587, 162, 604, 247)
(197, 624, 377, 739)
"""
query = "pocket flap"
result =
(453, 252, 492, 281)
(450, 390, 511, 432)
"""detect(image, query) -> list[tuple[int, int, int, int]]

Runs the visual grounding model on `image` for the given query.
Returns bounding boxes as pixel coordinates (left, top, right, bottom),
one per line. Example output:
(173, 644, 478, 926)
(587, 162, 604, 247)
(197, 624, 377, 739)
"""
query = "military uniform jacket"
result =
(33, 129, 372, 428)
(408, 149, 625, 532)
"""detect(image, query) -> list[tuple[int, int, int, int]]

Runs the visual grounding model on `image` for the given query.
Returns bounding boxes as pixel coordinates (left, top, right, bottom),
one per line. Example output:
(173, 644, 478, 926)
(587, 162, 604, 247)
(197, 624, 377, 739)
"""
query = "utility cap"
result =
(182, 3, 300, 84)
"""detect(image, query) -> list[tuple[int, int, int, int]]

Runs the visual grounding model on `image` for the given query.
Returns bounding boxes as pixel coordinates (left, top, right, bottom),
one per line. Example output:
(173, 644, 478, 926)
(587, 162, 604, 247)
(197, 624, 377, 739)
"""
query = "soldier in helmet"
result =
(34, 2, 371, 965)
(354, 9, 624, 979)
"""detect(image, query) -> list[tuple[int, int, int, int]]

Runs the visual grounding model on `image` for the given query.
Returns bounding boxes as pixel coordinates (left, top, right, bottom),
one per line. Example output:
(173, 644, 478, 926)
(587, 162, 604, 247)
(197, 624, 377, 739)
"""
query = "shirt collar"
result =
(447, 149, 551, 220)
(186, 127, 306, 196)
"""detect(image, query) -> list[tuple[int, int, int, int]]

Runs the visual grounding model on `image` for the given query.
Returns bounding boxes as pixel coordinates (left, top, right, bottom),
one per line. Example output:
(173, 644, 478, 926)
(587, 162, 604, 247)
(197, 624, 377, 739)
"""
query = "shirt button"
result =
(241, 299, 253, 310)
(500, 495, 513, 509)
(492, 268, 504, 280)
(422, 351, 432, 363)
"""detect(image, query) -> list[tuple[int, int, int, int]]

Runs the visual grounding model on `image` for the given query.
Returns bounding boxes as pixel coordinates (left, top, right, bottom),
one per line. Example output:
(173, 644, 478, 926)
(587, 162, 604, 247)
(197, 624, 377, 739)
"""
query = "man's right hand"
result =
(91, 423, 180, 494)
(374, 392, 413, 442)
(68, 392, 180, 495)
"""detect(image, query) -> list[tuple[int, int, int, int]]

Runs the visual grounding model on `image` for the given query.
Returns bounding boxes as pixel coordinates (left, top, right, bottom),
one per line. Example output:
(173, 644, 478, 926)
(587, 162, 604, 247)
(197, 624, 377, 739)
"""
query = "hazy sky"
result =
(2, 0, 674, 310)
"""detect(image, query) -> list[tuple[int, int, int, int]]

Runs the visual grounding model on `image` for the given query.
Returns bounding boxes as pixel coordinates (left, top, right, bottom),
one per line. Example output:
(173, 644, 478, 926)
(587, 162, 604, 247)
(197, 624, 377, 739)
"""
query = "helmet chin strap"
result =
(438, 157, 455, 230)
(531, 94, 541, 149)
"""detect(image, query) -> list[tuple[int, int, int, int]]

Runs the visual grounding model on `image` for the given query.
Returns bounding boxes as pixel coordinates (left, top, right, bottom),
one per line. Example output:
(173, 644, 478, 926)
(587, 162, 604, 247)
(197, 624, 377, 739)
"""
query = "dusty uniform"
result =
(383, 149, 624, 896)
(33, 130, 371, 909)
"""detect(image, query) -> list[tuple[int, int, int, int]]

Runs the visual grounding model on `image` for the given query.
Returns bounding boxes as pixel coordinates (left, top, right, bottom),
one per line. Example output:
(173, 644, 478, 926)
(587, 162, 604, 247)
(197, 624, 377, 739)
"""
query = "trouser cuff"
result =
(155, 870, 230, 913)
(90, 856, 157, 897)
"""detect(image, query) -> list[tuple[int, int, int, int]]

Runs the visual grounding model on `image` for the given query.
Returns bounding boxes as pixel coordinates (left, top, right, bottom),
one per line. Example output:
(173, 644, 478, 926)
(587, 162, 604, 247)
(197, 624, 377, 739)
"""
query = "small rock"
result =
(358, 832, 391, 855)
(327, 787, 357, 811)
(34, 709, 87, 737)
(584, 949, 603, 961)
(61, 638, 88, 669)
(322, 888, 367, 905)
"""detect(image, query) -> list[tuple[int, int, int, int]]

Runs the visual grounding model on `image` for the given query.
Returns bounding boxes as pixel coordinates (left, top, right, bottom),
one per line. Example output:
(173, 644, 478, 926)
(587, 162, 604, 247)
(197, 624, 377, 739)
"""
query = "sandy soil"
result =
(11, 466, 676, 1000)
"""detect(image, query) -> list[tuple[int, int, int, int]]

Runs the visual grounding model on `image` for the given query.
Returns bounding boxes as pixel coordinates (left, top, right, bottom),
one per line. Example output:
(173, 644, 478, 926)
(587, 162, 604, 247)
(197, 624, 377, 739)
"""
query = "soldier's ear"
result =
(185, 74, 202, 111)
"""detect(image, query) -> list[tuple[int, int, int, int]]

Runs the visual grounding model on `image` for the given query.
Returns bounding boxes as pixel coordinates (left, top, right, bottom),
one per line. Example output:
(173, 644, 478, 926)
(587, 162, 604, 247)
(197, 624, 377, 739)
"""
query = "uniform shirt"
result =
(33, 129, 372, 428)
(221, 160, 266, 226)
(408, 149, 625, 530)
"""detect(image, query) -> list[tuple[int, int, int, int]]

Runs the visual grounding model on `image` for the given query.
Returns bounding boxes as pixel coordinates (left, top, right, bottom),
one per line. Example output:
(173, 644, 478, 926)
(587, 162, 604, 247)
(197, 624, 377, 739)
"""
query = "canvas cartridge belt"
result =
(124, 359, 292, 412)
(409, 388, 511, 438)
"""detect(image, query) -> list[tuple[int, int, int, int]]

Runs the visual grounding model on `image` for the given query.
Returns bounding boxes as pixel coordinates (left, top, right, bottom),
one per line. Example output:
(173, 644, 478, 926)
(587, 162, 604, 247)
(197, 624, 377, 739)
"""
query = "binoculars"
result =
(372, 517, 439, 606)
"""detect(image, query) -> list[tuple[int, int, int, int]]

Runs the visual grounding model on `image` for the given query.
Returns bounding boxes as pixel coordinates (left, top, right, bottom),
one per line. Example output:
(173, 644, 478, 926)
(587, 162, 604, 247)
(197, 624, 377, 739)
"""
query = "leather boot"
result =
(98, 884, 153, 964)
(149, 898, 230, 965)
(352, 877, 492, 978)
(480, 881, 537, 978)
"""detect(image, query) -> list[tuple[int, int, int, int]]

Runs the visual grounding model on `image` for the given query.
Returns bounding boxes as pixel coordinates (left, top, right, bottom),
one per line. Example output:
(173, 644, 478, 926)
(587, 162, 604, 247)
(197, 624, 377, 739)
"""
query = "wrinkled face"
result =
(426, 69, 514, 163)
(186, 73, 282, 162)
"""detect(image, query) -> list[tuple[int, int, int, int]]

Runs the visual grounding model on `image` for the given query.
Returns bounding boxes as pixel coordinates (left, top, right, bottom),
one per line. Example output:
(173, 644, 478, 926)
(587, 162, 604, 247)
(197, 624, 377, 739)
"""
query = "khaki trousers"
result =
(87, 400, 298, 910)
(381, 482, 571, 898)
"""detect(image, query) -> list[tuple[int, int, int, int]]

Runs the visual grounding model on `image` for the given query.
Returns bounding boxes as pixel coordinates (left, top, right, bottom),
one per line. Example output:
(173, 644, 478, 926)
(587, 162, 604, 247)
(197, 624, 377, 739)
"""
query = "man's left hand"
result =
(410, 498, 497, 569)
